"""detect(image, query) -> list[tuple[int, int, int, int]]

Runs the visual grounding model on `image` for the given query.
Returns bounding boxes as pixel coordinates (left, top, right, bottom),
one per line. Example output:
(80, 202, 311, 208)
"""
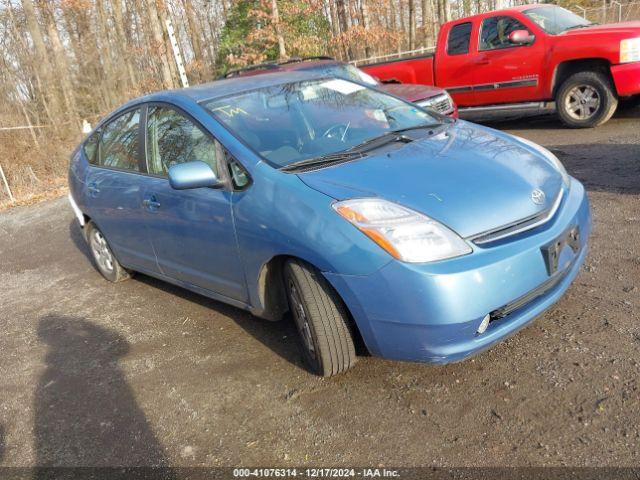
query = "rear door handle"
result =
(143, 197, 161, 210)
(87, 182, 100, 197)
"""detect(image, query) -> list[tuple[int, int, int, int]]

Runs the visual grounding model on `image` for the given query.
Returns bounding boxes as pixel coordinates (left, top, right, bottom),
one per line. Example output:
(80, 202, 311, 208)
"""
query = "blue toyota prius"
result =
(69, 71, 591, 376)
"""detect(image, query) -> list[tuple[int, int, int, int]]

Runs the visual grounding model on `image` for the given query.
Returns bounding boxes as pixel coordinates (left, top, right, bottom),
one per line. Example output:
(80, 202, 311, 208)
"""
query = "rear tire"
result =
(284, 259, 357, 377)
(85, 222, 132, 283)
(556, 71, 618, 128)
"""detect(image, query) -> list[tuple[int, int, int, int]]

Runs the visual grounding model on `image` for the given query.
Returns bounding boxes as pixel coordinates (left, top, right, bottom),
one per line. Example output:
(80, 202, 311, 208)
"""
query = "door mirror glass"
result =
(168, 160, 223, 190)
(509, 29, 535, 45)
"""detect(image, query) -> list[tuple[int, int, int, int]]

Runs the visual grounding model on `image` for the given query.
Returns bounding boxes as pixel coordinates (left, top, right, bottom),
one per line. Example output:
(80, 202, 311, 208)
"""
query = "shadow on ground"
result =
(551, 144, 640, 195)
(34, 314, 174, 471)
(68, 221, 307, 373)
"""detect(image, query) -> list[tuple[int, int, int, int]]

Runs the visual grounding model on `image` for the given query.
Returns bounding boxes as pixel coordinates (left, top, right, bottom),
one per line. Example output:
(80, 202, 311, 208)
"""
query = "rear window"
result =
(447, 22, 472, 55)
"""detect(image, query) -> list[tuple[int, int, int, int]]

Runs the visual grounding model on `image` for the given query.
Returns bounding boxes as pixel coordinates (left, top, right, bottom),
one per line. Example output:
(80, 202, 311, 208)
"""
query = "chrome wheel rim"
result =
(90, 230, 114, 273)
(566, 85, 600, 121)
(288, 280, 315, 358)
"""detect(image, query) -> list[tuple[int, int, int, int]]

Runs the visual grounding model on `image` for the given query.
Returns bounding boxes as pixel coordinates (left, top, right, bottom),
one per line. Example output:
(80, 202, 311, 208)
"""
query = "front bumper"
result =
(611, 62, 640, 97)
(324, 178, 591, 364)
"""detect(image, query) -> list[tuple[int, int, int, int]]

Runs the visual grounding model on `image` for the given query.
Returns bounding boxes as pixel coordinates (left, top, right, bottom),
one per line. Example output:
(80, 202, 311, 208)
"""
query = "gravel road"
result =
(0, 108, 638, 468)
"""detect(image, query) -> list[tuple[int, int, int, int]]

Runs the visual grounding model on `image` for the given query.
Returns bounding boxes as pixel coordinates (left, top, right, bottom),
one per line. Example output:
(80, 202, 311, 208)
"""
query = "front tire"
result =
(284, 259, 357, 377)
(556, 71, 618, 128)
(85, 222, 132, 283)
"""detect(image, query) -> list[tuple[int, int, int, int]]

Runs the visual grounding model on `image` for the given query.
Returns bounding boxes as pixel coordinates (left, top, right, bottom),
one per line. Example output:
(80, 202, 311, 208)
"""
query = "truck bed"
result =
(361, 54, 436, 87)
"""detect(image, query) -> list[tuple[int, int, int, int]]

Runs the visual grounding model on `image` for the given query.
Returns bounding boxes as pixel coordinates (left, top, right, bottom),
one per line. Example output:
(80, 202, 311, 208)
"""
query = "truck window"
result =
(480, 16, 530, 51)
(447, 23, 472, 55)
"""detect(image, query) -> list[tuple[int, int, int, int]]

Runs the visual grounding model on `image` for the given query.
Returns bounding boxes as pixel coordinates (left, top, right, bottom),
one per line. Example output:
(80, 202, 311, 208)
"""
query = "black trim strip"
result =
(446, 78, 538, 94)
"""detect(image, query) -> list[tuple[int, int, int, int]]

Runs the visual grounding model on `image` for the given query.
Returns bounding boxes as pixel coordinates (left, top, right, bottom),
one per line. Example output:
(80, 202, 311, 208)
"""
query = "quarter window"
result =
(480, 16, 530, 51)
(99, 109, 141, 171)
(83, 130, 100, 165)
(146, 106, 220, 177)
(447, 22, 472, 55)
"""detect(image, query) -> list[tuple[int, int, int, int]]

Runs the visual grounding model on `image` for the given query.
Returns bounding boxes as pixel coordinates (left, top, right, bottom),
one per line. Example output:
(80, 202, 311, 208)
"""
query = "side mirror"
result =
(168, 160, 223, 190)
(509, 29, 535, 45)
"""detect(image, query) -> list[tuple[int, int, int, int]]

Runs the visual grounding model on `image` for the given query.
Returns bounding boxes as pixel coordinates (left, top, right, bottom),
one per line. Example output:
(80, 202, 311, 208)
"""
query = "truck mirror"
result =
(509, 30, 534, 45)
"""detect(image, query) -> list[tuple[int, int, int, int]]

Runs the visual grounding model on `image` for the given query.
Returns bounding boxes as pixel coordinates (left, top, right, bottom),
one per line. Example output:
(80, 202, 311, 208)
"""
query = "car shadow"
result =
(68, 220, 308, 373)
(549, 143, 640, 195)
(133, 274, 308, 372)
(34, 314, 175, 474)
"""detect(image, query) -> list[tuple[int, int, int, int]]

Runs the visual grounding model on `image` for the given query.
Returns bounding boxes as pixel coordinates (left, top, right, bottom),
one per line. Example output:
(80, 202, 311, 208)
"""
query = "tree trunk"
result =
(20, 0, 62, 123)
(183, 0, 205, 81)
(271, 0, 287, 60)
(336, 0, 352, 60)
(41, 2, 80, 127)
(145, 0, 174, 89)
(111, 0, 138, 90)
(409, 0, 416, 50)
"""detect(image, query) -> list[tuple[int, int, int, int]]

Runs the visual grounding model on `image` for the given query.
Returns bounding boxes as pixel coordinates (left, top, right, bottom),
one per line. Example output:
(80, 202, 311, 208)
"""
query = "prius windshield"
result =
(202, 78, 441, 167)
(524, 6, 592, 34)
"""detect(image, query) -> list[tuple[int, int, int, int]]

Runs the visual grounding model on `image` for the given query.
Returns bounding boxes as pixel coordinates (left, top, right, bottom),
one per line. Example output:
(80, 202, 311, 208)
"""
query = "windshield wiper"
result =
(392, 122, 444, 134)
(281, 132, 414, 172)
(563, 23, 593, 31)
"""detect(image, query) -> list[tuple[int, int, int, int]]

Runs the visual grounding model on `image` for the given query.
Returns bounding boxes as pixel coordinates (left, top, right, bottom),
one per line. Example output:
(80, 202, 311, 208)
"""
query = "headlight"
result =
(620, 37, 640, 64)
(512, 135, 570, 187)
(416, 92, 453, 113)
(333, 198, 472, 263)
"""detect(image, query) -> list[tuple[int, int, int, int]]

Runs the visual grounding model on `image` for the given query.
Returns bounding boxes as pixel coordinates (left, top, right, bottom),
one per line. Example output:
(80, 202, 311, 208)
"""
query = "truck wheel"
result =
(556, 71, 618, 128)
(284, 259, 356, 377)
(86, 222, 132, 283)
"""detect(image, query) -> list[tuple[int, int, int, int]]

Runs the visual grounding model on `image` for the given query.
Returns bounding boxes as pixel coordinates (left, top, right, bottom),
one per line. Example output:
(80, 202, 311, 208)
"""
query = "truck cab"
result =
(363, 4, 640, 128)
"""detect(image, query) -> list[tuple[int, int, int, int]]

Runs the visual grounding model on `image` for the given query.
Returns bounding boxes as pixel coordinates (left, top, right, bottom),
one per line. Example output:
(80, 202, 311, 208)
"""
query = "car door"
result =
(83, 107, 157, 272)
(435, 21, 477, 107)
(138, 104, 247, 302)
(471, 14, 545, 105)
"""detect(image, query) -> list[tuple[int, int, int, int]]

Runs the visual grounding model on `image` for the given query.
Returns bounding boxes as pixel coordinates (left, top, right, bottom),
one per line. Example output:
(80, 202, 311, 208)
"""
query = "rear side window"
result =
(146, 106, 221, 177)
(447, 22, 472, 55)
(83, 131, 100, 165)
(480, 16, 530, 51)
(99, 109, 141, 171)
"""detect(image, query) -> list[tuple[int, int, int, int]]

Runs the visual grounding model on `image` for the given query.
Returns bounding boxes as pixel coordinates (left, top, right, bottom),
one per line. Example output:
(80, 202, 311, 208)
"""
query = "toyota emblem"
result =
(531, 189, 546, 205)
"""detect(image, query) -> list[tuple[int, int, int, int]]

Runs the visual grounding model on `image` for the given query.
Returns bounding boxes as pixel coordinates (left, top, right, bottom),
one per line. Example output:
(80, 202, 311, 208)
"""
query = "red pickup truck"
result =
(362, 4, 640, 128)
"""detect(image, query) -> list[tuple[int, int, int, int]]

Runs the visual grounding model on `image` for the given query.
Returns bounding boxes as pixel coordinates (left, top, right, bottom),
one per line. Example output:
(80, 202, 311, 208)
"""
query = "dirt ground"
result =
(0, 107, 638, 469)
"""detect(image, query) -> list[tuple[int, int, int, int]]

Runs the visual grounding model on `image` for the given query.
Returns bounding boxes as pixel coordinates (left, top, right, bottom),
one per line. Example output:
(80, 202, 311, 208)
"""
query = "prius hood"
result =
(298, 121, 565, 239)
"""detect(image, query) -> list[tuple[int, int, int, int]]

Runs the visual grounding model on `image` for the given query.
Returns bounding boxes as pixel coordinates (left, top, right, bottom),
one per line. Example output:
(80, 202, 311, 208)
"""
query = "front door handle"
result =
(87, 182, 100, 197)
(143, 197, 161, 210)
(474, 55, 490, 65)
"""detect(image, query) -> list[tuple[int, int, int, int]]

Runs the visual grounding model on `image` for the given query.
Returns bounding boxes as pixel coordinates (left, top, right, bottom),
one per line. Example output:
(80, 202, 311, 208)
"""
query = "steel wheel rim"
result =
(90, 230, 114, 273)
(288, 280, 316, 358)
(566, 85, 600, 121)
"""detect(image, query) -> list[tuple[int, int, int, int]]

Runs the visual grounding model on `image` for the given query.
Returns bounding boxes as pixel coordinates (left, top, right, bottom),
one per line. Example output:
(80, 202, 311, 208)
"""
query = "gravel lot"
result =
(0, 108, 638, 468)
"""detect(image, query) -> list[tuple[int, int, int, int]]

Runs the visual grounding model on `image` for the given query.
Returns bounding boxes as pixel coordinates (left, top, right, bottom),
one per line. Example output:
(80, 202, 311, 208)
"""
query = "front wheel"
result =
(284, 259, 357, 377)
(556, 71, 618, 128)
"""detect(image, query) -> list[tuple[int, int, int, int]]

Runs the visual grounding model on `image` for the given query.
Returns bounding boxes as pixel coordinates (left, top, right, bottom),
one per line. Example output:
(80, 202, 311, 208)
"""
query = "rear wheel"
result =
(556, 71, 618, 128)
(86, 222, 132, 283)
(284, 259, 356, 377)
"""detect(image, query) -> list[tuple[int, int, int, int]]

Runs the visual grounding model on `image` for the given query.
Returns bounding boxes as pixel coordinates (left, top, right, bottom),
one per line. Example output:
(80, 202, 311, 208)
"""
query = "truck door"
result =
(471, 15, 545, 105)
(436, 21, 477, 107)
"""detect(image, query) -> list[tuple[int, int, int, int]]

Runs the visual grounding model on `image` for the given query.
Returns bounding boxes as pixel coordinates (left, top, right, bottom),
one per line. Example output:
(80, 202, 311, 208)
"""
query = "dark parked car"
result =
(223, 57, 458, 117)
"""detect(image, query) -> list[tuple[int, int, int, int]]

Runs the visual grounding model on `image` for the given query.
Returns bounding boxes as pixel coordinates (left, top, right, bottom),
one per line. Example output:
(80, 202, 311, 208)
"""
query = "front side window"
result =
(99, 108, 141, 171)
(447, 22, 472, 55)
(480, 16, 530, 51)
(202, 79, 440, 168)
(146, 106, 220, 177)
(524, 6, 591, 35)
